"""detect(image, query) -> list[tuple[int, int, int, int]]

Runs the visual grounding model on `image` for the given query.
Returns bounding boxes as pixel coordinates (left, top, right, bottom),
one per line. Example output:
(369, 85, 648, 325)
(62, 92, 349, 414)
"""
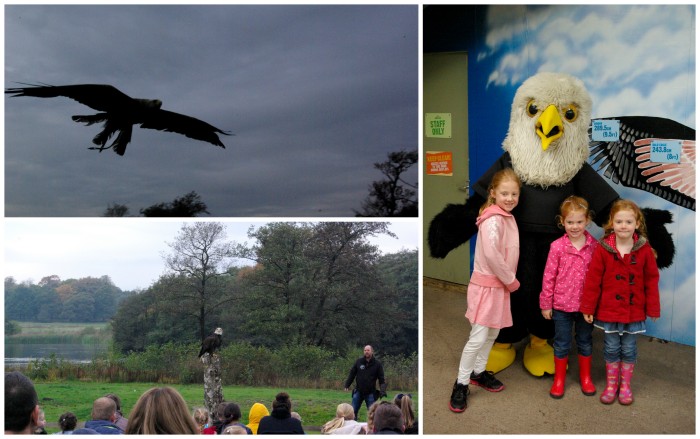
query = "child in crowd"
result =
(192, 407, 210, 433)
(449, 168, 521, 413)
(539, 196, 598, 398)
(581, 199, 660, 405)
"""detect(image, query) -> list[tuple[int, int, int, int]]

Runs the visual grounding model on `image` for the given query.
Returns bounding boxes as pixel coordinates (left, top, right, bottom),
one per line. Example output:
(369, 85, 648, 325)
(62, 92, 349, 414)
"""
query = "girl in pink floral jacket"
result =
(449, 168, 521, 413)
(539, 196, 598, 399)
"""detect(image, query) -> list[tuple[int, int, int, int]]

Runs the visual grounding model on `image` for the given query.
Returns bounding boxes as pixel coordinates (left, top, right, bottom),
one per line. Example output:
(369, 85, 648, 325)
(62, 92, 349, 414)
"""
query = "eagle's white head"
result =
(214, 327, 223, 335)
(502, 72, 592, 188)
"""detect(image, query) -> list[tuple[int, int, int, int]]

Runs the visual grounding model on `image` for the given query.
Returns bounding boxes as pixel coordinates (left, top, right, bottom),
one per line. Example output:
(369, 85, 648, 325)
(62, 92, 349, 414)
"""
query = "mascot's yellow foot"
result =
(485, 342, 516, 373)
(524, 336, 555, 376)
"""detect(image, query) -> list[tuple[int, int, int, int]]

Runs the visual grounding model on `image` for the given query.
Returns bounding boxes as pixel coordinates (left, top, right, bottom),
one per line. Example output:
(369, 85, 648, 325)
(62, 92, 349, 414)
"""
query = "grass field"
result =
(34, 381, 419, 434)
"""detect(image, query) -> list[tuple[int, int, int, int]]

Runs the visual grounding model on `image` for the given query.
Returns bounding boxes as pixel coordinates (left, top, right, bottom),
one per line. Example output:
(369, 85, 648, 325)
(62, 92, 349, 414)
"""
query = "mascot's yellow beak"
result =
(536, 104, 564, 151)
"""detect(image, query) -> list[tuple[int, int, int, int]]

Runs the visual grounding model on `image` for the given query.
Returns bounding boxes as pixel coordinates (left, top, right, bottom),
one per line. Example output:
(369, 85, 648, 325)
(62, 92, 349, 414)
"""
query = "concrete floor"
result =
(422, 279, 696, 435)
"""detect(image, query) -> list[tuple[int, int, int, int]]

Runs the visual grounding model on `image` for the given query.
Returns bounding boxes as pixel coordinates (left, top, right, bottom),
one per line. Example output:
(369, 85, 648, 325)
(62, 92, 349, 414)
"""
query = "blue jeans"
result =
(552, 310, 593, 358)
(603, 331, 638, 364)
(351, 389, 376, 420)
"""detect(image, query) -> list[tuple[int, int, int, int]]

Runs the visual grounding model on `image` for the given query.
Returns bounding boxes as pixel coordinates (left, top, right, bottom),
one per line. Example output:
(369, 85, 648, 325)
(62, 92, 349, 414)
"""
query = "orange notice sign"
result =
(426, 151, 453, 176)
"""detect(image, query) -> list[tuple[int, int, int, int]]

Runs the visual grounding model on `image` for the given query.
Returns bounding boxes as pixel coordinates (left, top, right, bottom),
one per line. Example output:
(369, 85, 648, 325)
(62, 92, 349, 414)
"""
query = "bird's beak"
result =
(536, 104, 564, 151)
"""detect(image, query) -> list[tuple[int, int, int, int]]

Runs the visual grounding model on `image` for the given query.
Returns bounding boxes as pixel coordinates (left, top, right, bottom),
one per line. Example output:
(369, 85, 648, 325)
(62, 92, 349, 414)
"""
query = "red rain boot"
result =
(618, 362, 635, 405)
(549, 356, 567, 399)
(578, 354, 596, 396)
(600, 362, 620, 404)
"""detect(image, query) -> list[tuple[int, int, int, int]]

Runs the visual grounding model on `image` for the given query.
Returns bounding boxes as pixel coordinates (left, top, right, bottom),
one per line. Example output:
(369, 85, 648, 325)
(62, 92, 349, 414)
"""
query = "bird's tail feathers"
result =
(91, 119, 119, 147)
(85, 117, 131, 156)
(110, 125, 132, 156)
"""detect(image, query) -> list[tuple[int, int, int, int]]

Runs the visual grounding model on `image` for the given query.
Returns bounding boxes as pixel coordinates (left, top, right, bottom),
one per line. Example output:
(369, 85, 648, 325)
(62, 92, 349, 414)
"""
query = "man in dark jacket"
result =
(344, 345, 387, 420)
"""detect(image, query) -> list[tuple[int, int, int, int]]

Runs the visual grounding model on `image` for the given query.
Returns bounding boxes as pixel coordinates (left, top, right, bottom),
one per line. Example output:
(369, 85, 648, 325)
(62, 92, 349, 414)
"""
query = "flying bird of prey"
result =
(198, 327, 223, 358)
(589, 116, 695, 211)
(5, 83, 230, 156)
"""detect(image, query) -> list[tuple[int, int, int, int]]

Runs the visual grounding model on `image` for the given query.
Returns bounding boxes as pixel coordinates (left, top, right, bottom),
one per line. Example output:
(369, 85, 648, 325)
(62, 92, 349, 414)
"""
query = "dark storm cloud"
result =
(4, 5, 418, 217)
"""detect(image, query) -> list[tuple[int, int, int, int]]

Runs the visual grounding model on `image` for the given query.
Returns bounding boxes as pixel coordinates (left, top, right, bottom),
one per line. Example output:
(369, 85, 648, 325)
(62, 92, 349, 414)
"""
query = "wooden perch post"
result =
(202, 353, 223, 417)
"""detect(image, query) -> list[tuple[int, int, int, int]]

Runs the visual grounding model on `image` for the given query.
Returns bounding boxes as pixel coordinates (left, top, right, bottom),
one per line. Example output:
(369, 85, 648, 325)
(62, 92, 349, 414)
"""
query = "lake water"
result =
(5, 343, 109, 366)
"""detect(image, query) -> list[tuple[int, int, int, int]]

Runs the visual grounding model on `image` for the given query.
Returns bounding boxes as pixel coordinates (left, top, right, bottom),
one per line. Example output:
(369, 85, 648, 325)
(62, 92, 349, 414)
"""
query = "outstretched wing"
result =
(589, 116, 695, 211)
(140, 108, 230, 148)
(5, 83, 135, 113)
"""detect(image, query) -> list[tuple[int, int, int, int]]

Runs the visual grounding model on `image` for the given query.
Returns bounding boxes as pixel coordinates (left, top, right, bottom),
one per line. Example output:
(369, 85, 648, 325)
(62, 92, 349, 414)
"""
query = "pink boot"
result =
(618, 362, 635, 405)
(600, 362, 620, 404)
(549, 356, 567, 399)
(578, 354, 596, 396)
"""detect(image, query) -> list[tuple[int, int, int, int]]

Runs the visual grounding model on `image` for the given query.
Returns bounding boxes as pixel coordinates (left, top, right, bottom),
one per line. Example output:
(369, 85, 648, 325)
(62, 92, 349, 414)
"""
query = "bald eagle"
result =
(5, 83, 230, 156)
(198, 327, 223, 358)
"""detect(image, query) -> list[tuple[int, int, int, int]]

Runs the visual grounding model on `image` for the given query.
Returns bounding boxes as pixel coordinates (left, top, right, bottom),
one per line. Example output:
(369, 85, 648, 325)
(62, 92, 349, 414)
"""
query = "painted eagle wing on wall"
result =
(589, 116, 695, 211)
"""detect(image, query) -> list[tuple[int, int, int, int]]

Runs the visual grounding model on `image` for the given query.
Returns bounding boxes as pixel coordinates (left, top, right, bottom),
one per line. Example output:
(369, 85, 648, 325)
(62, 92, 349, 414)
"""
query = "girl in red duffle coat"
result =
(580, 199, 660, 406)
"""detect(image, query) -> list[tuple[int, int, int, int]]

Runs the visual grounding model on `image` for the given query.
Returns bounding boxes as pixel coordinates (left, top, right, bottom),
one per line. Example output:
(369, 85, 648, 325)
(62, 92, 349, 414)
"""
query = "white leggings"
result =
(457, 323, 500, 384)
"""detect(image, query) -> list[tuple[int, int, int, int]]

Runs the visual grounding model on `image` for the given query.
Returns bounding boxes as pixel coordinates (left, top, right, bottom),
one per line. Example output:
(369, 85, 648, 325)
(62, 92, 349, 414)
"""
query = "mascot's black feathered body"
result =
(198, 327, 223, 358)
(429, 72, 680, 376)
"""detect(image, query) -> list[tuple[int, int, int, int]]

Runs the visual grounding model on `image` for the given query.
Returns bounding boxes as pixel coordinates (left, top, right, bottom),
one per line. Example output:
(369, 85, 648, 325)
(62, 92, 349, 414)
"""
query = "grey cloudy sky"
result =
(4, 219, 420, 291)
(4, 5, 418, 217)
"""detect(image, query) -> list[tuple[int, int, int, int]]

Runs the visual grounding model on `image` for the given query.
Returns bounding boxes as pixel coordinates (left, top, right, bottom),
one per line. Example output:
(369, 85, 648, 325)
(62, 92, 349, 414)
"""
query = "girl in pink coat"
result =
(581, 199, 660, 405)
(449, 168, 521, 413)
(539, 196, 598, 399)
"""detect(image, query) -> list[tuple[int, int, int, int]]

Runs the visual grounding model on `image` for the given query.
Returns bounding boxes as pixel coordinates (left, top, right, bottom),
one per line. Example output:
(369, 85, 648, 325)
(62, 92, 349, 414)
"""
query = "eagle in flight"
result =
(5, 83, 230, 156)
(589, 116, 695, 211)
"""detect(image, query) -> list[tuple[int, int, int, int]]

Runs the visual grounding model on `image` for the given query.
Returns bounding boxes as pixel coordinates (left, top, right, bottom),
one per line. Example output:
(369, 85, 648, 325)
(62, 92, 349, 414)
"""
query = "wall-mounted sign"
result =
(591, 119, 620, 141)
(426, 151, 453, 176)
(650, 140, 682, 164)
(425, 113, 452, 138)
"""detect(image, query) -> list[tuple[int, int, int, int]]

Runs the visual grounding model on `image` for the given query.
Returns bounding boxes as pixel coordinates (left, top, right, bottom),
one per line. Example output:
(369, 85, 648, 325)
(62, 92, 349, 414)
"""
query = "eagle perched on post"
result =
(198, 327, 223, 358)
(5, 83, 230, 156)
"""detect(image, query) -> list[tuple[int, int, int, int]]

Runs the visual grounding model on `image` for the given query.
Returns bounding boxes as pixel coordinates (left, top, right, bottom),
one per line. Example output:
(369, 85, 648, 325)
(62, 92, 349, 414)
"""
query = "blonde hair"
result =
(556, 195, 593, 228)
(393, 394, 415, 430)
(480, 168, 522, 215)
(223, 425, 248, 434)
(602, 199, 647, 239)
(365, 400, 384, 433)
(320, 403, 354, 434)
(192, 407, 209, 431)
(125, 387, 200, 434)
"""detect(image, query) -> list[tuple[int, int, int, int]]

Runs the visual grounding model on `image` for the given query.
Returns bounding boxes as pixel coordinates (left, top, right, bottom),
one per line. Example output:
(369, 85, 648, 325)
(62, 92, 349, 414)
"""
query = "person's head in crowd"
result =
(365, 401, 379, 434)
(104, 394, 122, 414)
(373, 401, 404, 434)
(58, 412, 78, 433)
(5, 371, 40, 434)
(291, 412, 302, 423)
(192, 407, 209, 432)
(321, 403, 354, 434)
(91, 397, 117, 422)
(223, 403, 243, 425)
(272, 392, 293, 413)
(216, 402, 229, 422)
(223, 425, 248, 434)
(246, 403, 269, 434)
(124, 387, 200, 434)
(34, 409, 47, 434)
(393, 393, 415, 431)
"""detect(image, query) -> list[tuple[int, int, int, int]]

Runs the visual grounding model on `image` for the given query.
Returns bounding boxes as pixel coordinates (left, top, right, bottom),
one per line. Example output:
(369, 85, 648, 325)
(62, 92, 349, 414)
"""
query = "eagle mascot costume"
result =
(429, 72, 679, 377)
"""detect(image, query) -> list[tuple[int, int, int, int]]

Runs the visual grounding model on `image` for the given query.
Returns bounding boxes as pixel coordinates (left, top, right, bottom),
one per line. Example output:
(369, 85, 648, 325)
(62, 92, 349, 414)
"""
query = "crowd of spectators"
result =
(5, 371, 418, 435)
